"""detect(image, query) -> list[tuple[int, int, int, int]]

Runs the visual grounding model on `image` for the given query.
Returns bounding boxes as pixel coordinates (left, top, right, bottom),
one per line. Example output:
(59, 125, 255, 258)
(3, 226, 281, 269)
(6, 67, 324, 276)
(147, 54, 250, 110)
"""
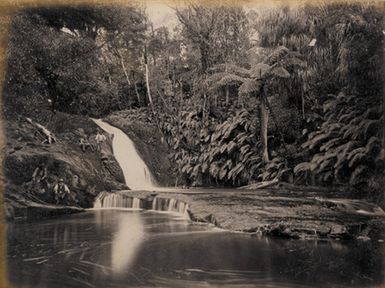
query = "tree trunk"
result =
(132, 71, 141, 105)
(118, 50, 131, 86)
(144, 45, 154, 111)
(150, 23, 156, 66)
(145, 63, 153, 107)
(259, 97, 269, 163)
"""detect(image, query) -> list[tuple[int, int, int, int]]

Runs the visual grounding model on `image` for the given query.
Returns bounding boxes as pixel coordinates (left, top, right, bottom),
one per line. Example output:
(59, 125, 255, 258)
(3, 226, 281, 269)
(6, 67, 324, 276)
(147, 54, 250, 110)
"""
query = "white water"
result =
(91, 119, 190, 216)
(93, 192, 189, 217)
(93, 192, 143, 210)
(92, 119, 157, 190)
(152, 197, 189, 217)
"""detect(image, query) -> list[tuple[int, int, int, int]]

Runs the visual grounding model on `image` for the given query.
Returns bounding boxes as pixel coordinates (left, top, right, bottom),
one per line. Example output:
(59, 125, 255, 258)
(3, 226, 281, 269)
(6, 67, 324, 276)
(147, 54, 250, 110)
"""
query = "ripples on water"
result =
(6, 210, 385, 288)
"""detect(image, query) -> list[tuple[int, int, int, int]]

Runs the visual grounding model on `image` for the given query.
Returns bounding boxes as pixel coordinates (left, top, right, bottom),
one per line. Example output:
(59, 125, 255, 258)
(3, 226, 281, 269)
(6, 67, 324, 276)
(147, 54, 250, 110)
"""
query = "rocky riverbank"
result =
(4, 195, 84, 222)
(3, 111, 127, 221)
(100, 187, 385, 241)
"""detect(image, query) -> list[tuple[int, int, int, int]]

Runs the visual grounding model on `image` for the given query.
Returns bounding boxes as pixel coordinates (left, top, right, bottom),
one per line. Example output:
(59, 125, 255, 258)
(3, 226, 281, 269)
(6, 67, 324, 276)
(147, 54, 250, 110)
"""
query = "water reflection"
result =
(6, 210, 385, 288)
(110, 212, 144, 274)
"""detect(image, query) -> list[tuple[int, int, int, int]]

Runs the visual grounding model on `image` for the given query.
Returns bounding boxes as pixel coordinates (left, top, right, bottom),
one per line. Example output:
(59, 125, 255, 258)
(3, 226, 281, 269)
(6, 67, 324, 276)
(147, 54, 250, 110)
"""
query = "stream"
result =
(6, 209, 385, 288)
(6, 120, 385, 287)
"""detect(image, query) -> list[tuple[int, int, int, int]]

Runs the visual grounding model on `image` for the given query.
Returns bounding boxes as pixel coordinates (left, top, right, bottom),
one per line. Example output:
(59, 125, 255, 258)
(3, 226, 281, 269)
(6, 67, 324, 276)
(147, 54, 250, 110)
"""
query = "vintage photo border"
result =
(0, 0, 384, 287)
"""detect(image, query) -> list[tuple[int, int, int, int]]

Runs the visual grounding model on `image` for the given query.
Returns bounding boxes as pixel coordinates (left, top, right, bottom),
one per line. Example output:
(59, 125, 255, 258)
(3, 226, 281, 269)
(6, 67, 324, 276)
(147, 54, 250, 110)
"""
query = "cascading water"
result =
(152, 197, 189, 216)
(93, 192, 189, 217)
(91, 119, 189, 216)
(133, 198, 141, 209)
(92, 119, 157, 190)
(94, 192, 143, 210)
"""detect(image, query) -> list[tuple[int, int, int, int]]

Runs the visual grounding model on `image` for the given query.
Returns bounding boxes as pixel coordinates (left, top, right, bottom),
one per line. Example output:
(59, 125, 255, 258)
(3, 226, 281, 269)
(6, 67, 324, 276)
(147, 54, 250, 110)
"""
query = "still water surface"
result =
(7, 210, 385, 288)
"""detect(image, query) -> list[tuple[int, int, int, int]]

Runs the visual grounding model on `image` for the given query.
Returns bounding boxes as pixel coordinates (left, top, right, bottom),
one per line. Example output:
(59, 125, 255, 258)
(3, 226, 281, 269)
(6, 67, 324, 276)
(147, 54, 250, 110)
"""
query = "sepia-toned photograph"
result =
(1, 0, 384, 287)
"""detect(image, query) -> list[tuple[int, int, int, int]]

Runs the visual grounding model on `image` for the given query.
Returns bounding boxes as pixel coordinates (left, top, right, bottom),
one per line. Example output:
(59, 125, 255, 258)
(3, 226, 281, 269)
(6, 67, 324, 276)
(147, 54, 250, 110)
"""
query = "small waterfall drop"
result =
(94, 192, 143, 210)
(152, 197, 189, 216)
(92, 119, 157, 190)
(133, 198, 141, 209)
(93, 192, 189, 217)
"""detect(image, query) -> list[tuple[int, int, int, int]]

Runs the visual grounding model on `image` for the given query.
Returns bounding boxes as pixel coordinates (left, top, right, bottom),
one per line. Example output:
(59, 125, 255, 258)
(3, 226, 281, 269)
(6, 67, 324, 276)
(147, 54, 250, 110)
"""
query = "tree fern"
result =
(239, 79, 261, 96)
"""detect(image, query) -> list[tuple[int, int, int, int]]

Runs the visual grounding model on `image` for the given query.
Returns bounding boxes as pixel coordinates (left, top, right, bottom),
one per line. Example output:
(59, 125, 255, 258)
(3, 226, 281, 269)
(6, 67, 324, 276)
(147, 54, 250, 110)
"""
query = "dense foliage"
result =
(296, 92, 384, 195)
(3, 2, 384, 201)
(4, 6, 146, 117)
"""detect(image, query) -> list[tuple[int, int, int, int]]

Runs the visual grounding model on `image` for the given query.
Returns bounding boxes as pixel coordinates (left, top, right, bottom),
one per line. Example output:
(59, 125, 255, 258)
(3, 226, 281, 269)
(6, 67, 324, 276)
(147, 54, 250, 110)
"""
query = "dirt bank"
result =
(3, 111, 127, 220)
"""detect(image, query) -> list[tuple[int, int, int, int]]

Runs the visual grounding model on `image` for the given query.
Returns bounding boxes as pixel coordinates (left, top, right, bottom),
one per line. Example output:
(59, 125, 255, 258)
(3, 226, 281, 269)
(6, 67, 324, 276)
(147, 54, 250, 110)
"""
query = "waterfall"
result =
(152, 197, 189, 216)
(93, 192, 143, 210)
(92, 119, 157, 190)
(93, 192, 189, 217)
(90, 120, 190, 215)
(133, 198, 141, 209)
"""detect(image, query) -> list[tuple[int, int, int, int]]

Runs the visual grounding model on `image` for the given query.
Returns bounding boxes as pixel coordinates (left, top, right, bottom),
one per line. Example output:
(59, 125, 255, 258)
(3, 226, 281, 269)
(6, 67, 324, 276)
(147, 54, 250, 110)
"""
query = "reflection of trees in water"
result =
(278, 240, 384, 286)
(7, 212, 385, 287)
(134, 233, 385, 286)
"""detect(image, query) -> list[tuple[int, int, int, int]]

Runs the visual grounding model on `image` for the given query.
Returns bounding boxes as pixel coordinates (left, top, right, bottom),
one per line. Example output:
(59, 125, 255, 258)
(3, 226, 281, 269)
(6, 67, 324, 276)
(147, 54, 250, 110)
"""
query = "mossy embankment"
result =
(3, 111, 127, 221)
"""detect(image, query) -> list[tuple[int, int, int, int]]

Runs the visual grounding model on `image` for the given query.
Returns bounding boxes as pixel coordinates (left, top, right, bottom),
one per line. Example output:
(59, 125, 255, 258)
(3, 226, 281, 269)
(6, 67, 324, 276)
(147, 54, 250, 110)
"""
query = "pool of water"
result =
(6, 210, 385, 288)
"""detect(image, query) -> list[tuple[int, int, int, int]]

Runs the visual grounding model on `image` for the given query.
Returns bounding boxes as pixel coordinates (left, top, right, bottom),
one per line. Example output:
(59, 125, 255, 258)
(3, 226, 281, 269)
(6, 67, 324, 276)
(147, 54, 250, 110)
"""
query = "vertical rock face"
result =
(4, 112, 128, 216)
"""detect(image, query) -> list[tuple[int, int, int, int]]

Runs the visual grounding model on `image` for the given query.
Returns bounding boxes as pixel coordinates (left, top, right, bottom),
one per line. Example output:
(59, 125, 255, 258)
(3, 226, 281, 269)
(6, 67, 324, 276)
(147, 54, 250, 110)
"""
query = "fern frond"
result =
(294, 162, 314, 174)
(217, 74, 246, 87)
(249, 63, 272, 79)
(265, 45, 289, 65)
(206, 72, 246, 91)
(239, 79, 262, 96)
(349, 165, 367, 186)
(283, 56, 306, 67)
(246, 46, 269, 64)
(209, 63, 250, 77)
(205, 72, 228, 85)
(270, 66, 290, 78)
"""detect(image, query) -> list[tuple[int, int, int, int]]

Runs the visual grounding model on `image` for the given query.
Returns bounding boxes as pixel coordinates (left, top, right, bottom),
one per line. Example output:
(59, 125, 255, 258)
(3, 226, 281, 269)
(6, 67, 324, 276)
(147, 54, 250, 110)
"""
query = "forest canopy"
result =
(3, 1, 384, 201)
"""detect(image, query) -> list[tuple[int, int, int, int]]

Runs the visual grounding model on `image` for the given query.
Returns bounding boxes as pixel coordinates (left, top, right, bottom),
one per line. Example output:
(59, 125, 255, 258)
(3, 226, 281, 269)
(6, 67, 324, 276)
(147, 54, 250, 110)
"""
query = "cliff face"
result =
(3, 111, 127, 220)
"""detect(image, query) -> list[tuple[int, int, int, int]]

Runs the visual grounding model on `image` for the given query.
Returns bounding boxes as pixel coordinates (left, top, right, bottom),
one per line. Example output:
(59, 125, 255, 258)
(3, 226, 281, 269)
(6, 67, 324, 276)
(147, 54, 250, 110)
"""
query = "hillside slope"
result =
(4, 111, 127, 220)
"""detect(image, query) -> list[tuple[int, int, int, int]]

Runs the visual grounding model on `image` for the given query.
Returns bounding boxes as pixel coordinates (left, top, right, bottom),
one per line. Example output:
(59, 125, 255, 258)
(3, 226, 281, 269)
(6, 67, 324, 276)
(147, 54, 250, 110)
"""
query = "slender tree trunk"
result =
(118, 50, 131, 86)
(144, 18, 154, 112)
(144, 45, 154, 111)
(145, 63, 153, 107)
(132, 71, 141, 105)
(150, 23, 156, 66)
(259, 99, 269, 163)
